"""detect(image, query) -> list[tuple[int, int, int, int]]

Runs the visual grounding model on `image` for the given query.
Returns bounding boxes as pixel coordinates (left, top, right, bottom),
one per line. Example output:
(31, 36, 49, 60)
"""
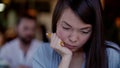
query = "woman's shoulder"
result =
(105, 41, 120, 68)
(33, 43, 53, 59)
(38, 43, 52, 52)
(32, 43, 53, 68)
(105, 41, 120, 50)
(105, 41, 120, 54)
(33, 43, 61, 68)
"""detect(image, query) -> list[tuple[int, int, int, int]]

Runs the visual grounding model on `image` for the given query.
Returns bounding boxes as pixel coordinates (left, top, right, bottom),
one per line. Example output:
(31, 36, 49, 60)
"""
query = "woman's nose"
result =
(69, 32, 79, 43)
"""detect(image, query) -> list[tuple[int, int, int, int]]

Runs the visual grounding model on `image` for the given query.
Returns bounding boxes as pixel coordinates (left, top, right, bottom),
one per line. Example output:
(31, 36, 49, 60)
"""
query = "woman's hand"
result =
(47, 33, 73, 68)
(50, 33, 72, 68)
(50, 33, 72, 57)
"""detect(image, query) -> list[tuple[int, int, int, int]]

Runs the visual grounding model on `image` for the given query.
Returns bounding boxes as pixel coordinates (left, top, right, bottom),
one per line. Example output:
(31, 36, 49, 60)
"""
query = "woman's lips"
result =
(64, 44, 77, 49)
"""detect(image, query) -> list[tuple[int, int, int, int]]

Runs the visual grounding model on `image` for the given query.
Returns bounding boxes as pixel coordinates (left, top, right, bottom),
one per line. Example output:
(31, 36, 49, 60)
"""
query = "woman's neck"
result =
(73, 48, 84, 56)
(72, 51, 84, 58)
(69, 50, 85, 68)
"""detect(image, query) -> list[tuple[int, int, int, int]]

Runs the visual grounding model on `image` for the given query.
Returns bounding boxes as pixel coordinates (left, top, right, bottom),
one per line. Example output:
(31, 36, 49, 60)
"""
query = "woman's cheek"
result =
(79, 35, 91, 45)
(56, 28, 67, 41)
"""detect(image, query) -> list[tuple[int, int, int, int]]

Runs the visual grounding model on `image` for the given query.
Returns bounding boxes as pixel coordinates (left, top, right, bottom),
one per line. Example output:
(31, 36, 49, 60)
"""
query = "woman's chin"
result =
(69, 48, 77, 52)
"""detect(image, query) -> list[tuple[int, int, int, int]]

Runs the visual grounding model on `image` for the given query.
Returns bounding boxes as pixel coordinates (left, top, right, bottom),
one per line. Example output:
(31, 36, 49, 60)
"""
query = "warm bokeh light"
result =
(115, 17, 120, 28)
(100, 0, 104, 9)
(2, 0, 10, 4)
(28, 9, 37, 17)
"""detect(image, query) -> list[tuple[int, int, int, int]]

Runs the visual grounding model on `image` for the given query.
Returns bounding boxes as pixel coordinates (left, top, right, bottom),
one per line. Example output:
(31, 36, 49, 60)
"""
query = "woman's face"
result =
(56, 8, 92, 52)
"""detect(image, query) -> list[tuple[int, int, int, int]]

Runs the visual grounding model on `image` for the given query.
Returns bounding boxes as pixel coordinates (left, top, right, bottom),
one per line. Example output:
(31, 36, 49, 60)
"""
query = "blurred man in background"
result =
(0, 15, 42, 68)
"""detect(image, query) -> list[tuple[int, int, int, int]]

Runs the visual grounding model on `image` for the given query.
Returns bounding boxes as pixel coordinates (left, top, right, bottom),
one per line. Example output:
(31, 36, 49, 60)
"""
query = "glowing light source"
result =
(0, 3, 5, 12)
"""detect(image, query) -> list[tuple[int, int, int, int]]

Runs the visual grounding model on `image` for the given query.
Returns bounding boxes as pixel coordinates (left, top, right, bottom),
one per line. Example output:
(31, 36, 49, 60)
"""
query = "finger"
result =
(54, 34, 64, 48)
(51, 33, 55, 42)
(53, 34, 60, 48)
(57, 38, 64, 47)
(51, 33, 57, 48)
(55, 34, 64, 47)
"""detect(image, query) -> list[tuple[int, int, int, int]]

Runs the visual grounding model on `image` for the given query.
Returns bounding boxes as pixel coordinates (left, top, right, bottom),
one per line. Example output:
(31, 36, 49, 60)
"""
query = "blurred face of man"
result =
(17, 18, 36, 44)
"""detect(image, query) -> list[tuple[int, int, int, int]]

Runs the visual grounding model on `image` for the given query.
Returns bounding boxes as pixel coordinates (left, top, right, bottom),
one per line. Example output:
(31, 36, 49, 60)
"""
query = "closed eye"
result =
(81, 30, 91, 34)
(62, 26, 71, 30)
(82, 31, 89, 34)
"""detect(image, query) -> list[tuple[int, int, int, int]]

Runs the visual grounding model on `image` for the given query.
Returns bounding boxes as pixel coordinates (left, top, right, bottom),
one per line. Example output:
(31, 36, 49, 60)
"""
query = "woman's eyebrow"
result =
(62, 21, 72, 27)
(80, 27, 91, 30)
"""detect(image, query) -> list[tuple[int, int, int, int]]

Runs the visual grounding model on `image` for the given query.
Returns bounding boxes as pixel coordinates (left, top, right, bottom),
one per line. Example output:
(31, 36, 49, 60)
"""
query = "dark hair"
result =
(16, 14, 36, 26)
(38, 24, 49, 42)
(52, 0, 107, 68)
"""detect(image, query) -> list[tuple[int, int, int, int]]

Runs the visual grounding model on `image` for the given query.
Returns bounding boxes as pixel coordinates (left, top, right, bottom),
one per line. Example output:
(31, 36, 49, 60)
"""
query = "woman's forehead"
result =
(59, 8, 92, 29)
